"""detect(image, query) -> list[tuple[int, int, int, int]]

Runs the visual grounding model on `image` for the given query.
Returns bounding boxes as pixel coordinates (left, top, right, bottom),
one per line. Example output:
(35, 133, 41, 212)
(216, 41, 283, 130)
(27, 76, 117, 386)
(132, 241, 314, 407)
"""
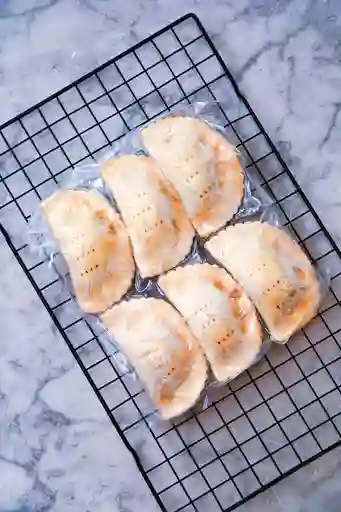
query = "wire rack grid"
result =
(1, 13, 341, 512)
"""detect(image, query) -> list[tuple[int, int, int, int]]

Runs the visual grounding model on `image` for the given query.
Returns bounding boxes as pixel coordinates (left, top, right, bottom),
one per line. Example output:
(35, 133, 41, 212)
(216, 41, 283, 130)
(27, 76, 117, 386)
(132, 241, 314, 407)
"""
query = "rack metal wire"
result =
(1, 13, 341, 512)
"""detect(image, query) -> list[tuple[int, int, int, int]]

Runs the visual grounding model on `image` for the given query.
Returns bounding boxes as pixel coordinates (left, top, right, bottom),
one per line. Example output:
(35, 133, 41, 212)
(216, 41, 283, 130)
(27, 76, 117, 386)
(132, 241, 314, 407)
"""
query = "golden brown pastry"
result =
(43, 189, 134, 313)
(101, 298, 207, 420)
(158, 263, 262, 382)
(141, 115, 244, 236)
(101, 155, 194, 277)
(205, 221, 321, 342)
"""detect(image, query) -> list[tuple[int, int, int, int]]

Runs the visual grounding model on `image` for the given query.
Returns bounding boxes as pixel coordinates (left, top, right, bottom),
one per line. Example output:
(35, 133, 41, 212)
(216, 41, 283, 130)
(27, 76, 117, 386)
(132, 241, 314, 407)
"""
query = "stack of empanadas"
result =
(42, 114, 321, 419)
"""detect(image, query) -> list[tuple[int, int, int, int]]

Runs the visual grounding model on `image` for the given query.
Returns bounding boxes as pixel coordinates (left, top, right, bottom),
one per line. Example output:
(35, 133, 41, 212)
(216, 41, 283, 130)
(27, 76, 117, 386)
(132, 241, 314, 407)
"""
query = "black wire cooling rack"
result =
(2, 13, 341, 512)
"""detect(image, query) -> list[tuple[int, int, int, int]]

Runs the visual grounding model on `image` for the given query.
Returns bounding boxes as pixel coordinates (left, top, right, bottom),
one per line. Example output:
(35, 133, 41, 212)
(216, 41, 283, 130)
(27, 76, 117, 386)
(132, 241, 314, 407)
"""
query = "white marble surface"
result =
(1, 0, 341, 511)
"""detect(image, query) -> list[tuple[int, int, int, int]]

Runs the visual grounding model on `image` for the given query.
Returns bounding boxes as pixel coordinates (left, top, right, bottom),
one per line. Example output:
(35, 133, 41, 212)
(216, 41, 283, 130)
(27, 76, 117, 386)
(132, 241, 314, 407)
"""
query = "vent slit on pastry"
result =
(158, 263, 262, 382)
(141, 116, 244, 236)
(101, 298, 207, 420)
(205, 221, 321, 342)
(42, 189, 134, 313)
(101, 155, 194, 278)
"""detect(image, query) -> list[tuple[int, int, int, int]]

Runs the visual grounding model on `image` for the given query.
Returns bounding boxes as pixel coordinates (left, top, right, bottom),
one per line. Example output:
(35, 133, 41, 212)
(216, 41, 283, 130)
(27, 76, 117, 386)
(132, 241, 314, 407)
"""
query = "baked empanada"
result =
(43, 189, 134, 313)
(159, 264, 262, 382)
(101, 155, 194, 277)
(101, 298, 207, 420)
(141, 116, 244, 236)
(205, 221, 321, 342)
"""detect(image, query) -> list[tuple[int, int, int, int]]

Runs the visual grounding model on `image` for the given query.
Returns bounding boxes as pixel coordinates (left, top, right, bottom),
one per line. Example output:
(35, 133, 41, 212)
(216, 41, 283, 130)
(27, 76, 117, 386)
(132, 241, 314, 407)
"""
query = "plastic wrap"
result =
(29, 164, 104, 255)
(28, 165, 136, 314)
(204, 213, 330, 345)
(100, 101, 270, 234)
(27, 101, 329, 421)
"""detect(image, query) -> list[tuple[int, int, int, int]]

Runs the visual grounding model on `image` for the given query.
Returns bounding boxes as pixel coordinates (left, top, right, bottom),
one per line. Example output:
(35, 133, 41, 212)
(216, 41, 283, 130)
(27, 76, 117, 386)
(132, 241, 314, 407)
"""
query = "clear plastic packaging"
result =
(28, 164, 136, 315)
(27, 102, 329, 421)
(28, 164, 105, 256)
(99, 101, 271, 235)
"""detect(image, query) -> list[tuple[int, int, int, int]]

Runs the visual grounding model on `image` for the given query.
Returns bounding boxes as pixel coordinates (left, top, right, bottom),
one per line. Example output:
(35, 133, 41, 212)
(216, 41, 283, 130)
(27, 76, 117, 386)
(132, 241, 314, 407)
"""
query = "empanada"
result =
(43, 189, 134, 313)
(205, 221, 321, 342)
(159, 264, 262, 382)
(101, 298, 207, 420)
(141, 116, 244, 236)
(101, 155, 194, 277)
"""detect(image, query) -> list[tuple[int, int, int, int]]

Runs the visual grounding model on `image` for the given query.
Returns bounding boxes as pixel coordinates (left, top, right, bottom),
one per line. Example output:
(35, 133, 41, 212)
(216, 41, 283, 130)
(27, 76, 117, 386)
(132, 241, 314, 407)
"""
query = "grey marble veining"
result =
(1, 0, 341, 511)
(1, 0, 341, 246)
